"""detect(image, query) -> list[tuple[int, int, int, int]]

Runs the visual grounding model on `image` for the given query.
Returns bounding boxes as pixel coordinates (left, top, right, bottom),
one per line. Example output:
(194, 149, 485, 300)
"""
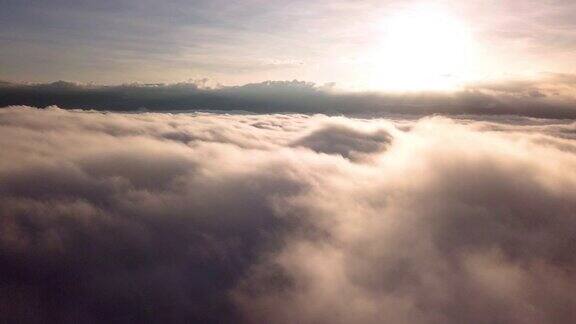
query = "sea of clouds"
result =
(1, 106, 576, 323)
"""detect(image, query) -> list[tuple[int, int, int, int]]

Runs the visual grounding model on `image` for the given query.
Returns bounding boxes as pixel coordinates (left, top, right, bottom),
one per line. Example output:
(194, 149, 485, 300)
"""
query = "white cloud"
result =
(1, 106, 576, 323)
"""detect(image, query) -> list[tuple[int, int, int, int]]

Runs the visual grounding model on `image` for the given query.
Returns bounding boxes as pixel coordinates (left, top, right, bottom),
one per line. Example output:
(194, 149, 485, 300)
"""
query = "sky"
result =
(3, 1, 576, 323)
(2, 0, 576, 91)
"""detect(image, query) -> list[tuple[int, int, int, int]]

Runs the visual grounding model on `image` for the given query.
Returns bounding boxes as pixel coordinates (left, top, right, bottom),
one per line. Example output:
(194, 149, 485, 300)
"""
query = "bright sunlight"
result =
(366, 4, 477, 91)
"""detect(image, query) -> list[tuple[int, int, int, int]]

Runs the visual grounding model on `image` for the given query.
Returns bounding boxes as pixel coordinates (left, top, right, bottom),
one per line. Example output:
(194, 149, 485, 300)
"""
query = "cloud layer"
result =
(1, 106, 576, 323)
(3, 78, 576, 119)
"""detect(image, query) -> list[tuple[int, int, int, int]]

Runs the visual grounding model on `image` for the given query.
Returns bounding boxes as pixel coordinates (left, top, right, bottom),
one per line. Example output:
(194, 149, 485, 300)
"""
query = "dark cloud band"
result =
(3, 79, 576, 119)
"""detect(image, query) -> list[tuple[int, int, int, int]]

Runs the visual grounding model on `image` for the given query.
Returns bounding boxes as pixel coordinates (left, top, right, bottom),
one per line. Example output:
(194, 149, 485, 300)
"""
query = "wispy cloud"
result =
(2, 0, 576, 85)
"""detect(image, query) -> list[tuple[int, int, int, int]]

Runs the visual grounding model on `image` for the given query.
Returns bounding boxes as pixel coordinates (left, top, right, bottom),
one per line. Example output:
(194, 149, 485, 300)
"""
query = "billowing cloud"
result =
(291, 122, 393, 161)
(1, 106, 576, 323)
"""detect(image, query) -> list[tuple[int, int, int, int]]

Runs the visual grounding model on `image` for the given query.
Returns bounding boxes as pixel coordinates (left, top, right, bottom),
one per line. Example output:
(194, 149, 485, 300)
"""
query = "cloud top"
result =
(1, 106, 576, 323)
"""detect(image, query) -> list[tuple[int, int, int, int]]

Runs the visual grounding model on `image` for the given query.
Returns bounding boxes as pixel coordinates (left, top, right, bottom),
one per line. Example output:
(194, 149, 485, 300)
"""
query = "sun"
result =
(365, 4, 477, 91)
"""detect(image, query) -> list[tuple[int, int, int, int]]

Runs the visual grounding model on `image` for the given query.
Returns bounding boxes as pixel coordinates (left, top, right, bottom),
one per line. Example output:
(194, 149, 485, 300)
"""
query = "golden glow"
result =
(365, 4, 477, 91)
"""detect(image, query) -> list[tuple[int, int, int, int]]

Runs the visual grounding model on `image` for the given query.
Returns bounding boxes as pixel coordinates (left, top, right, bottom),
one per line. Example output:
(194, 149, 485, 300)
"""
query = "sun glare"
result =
(365, 4, 477, 91)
